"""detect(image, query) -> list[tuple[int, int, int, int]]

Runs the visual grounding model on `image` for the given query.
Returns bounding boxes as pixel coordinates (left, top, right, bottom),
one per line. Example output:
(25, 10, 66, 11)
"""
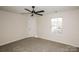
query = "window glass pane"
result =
(51, 17, 63, 32)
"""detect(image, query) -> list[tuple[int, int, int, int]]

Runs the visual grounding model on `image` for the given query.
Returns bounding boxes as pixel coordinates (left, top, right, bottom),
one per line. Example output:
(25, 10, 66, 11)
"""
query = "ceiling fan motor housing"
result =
(32, 6, 35, 8)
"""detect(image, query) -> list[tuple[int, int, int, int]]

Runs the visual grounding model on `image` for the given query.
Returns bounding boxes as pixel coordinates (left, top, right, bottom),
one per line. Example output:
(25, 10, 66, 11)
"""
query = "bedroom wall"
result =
(0, 10, 37, 46)
(37, 9, 79, 47)
(26, 15, 37, 37)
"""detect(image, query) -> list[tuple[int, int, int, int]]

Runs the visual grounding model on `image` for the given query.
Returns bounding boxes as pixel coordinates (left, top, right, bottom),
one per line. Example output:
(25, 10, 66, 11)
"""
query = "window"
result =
(51, 18, 63, 33)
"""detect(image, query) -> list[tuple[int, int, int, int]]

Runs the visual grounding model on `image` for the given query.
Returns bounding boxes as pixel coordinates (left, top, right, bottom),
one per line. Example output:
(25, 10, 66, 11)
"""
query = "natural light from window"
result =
(51, 17, 63, 33)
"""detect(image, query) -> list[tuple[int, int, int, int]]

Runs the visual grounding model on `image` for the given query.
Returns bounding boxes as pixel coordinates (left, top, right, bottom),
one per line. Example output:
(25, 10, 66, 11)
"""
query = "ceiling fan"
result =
(24, 6, 45, 16)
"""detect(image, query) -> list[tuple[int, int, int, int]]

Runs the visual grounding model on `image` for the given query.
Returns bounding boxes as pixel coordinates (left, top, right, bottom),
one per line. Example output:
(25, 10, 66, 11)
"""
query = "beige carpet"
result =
(0, 37, 78, 52)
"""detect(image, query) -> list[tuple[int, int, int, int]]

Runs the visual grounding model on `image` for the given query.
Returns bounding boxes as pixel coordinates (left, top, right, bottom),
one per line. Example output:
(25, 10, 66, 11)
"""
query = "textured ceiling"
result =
(0, 6, 79, 14)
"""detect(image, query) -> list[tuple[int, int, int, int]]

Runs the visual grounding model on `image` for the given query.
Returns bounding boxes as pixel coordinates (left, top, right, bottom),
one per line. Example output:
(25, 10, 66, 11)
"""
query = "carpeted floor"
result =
(0, 37, 78, 52)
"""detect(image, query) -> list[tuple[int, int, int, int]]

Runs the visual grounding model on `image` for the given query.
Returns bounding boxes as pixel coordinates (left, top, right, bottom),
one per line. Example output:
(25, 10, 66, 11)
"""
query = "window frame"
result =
(51, 17, 63, 33)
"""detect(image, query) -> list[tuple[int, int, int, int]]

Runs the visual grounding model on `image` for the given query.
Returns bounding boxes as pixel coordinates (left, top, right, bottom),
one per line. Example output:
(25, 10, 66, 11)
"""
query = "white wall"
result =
(37, 9, 79, 47)
(26, 15, 37, 37)
(0, 10, 37, 46)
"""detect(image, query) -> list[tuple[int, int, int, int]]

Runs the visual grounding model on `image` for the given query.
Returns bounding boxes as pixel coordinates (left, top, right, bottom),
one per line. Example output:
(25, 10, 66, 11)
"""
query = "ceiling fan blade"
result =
(24, 8, 32, 12)
(21, 13, 31, 14)
(35, 13, 43, 16)
(36, 10, 44, 13)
